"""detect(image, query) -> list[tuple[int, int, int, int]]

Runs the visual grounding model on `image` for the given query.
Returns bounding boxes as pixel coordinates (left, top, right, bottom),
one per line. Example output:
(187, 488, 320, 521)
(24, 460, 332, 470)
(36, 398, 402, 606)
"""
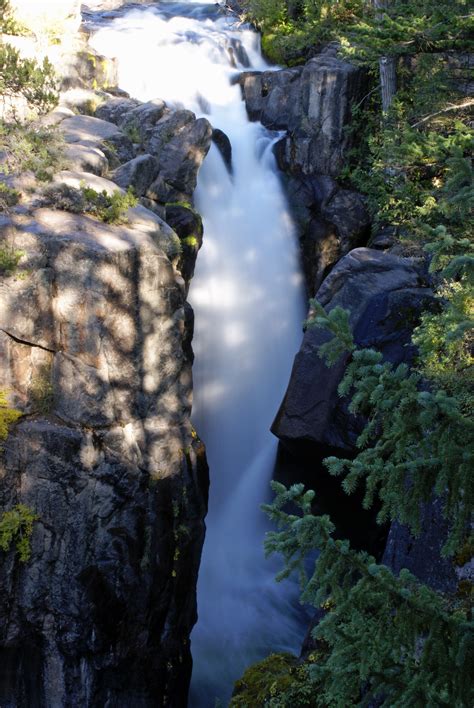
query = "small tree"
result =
(0, 42, 58, 115)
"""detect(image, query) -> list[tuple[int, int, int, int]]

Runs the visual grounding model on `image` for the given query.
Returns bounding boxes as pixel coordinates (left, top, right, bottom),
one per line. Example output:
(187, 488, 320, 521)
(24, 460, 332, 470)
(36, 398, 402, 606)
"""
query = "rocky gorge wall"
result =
(238, 44, 459, 591)
(0, 29, 213, 703)
(1, 2, 465, 704)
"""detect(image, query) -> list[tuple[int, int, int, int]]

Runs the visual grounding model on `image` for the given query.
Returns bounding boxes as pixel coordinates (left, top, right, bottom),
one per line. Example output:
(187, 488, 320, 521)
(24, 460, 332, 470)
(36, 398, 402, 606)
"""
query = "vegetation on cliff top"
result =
(242, 0, 473, 66)
(0, 0, 59, 115)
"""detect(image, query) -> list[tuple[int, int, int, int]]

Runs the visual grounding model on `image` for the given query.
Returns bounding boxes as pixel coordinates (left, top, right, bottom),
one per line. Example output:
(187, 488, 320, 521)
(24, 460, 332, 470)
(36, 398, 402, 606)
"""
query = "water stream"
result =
(91, 2, 307, 704)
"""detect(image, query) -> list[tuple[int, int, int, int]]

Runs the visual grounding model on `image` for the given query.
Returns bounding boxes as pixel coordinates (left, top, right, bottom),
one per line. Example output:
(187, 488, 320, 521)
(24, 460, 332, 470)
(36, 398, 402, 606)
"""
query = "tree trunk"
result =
(379, 55, 397, 112)
(373, 0, 397, 112)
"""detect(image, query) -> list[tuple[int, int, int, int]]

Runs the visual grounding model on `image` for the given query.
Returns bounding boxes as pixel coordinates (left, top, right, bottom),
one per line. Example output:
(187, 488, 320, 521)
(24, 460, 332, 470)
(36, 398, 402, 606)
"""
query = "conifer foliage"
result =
(263, 482, 473, 707)
(305, 300, 473, 556)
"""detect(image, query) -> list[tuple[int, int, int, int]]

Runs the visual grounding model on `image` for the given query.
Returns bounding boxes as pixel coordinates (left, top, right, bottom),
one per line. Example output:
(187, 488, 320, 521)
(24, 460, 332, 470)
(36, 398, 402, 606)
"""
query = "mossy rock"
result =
(230, 652, 298, 707)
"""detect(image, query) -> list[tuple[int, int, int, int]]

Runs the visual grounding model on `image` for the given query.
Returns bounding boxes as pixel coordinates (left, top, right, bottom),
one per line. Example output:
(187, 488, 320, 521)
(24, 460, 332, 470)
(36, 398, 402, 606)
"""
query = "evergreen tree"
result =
(261, 482, 473, 707)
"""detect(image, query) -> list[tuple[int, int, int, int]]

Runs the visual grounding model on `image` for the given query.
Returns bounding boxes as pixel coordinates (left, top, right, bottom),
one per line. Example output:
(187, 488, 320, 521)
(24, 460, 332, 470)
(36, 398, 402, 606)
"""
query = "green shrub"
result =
(0, 181, 20, 208)
(83, 185, 138, 224)
(0, 121, 65, 181)
(0, 42, 58, 114)
(44, 183, 139, 224)
(0, 504, 38, 562)
(30, 365, 54, 414)
(262, 482, 473, 707)
(0, 244, 23, 274)
(0, 0, 25, 35)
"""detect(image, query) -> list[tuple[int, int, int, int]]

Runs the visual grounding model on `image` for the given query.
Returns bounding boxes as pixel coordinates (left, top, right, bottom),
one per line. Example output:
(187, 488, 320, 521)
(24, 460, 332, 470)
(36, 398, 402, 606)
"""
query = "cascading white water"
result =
(91, 2, 307, 704)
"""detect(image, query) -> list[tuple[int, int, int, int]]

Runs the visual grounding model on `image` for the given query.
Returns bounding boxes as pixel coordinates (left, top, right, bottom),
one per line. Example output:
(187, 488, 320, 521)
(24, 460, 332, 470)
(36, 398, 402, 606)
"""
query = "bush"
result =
(0, 0, 24, 35)
(43, 182, 139, 224)
(0, 504, 38, 562)
(0, 120, 65, 181)
(0, 181, 20, 208)
(0, 42, 58, 114)
(0, 243, 23, 274)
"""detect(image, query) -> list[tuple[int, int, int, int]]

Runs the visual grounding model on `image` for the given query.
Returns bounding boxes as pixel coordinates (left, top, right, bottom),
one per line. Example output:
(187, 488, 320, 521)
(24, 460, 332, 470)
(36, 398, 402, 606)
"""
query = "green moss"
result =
(0, 389, 21, 442)
(165, 200, 193, 210)
(182, 235, 198, 248)
(231, 653, 298, 706)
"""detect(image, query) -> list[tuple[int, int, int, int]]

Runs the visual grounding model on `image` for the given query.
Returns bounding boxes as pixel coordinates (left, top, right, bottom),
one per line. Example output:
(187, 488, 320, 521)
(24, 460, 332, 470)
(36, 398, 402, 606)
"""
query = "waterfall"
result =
(91, 2, 307, 704)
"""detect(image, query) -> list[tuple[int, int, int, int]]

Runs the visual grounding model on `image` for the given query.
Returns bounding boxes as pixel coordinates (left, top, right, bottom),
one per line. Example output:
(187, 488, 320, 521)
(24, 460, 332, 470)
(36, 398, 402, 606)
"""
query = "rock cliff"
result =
(238, 50, 371, 295)
(0, 84, 211, 706)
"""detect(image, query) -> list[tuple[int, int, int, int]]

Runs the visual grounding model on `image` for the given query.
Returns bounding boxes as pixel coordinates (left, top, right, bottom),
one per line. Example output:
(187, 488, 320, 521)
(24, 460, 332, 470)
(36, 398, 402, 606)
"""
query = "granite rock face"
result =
(95, 99, 213, 204)
(0, 196, 208, 704)
(284, 174, 370, 295)
(382, 499, 458, 594)
(239, 54, 368, 177)
(239, 54, 370, 293)
(272, 248, 432, 452)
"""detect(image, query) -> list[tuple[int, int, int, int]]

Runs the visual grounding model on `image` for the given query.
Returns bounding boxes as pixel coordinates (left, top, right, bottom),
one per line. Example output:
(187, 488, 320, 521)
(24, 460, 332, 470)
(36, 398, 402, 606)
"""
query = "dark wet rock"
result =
(239, 55, 368, 176)
(370, 226, 399, 250)
(165, 204, 204, 289)
(272, 248, 433, 453)
(212, 128, 233, 173)
(382, 498, 458, 594)
(227, 36, 250, 68)
(284, 174, 370, 295)
(238, 67, 302, 127)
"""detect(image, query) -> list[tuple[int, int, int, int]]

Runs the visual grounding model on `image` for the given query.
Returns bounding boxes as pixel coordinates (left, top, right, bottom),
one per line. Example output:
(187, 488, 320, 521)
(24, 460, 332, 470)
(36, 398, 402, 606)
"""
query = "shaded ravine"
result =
(91, 2, 307, 704)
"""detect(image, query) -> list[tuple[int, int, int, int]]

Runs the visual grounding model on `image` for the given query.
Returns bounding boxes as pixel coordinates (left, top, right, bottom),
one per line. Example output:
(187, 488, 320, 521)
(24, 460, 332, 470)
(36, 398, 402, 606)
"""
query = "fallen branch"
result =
(410, 99, 474, 128)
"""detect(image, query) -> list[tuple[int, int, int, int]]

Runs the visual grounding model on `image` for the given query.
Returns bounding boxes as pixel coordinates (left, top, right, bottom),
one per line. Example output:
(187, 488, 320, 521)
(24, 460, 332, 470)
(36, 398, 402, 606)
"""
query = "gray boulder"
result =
(112, 154, 159, 197)
(146, 114, 213, 203)
(238, 67, 302, 127)
(95, 96, 141, 124)
(60, 114, 135, 164)
(272, 248, 432, 452)
(64, 143, 109, 176)
(382, 498, 458, 594)
(118, 99, 167, 143)
(285, 174, 370, 295)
